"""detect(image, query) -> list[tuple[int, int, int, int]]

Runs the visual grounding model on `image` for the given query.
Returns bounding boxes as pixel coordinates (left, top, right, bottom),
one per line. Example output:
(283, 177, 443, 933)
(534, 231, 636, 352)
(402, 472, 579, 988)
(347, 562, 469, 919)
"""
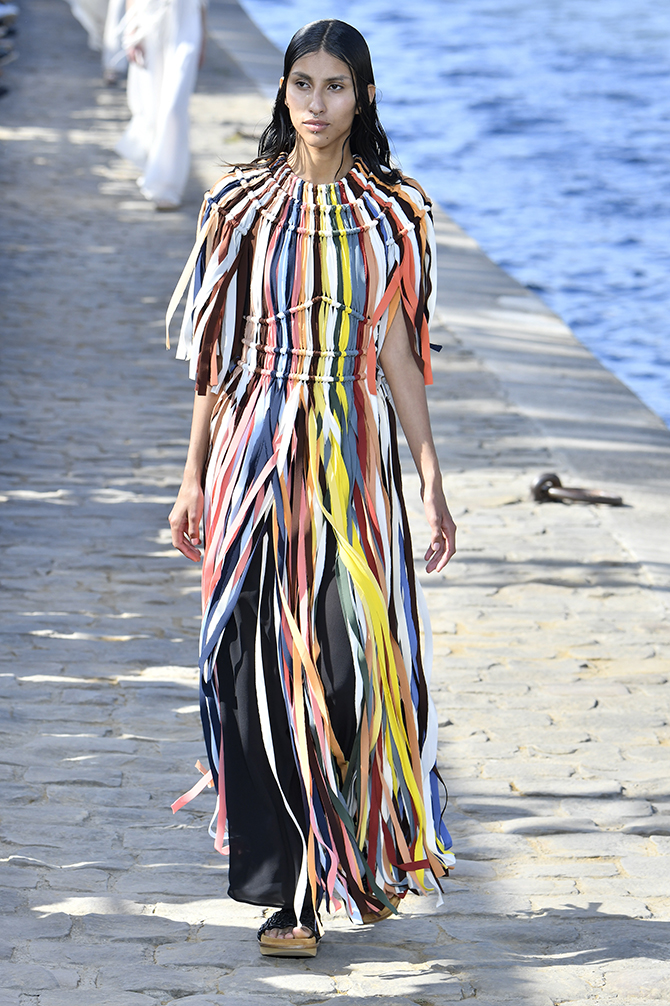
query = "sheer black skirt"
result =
(216, 531, 355, 908)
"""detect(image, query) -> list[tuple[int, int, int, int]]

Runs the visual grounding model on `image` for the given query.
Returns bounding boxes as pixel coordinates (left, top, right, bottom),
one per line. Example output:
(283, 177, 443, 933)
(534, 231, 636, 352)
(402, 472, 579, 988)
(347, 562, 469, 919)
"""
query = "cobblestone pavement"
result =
(1, 3, 669, 1004)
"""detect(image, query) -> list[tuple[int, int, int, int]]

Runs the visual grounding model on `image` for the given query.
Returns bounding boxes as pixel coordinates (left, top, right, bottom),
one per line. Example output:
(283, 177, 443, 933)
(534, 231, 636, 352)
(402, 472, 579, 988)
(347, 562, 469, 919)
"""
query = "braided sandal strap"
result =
(257, 906, 322, 942)
(257, 908, 297, 940)
(299, 906, 322, 942)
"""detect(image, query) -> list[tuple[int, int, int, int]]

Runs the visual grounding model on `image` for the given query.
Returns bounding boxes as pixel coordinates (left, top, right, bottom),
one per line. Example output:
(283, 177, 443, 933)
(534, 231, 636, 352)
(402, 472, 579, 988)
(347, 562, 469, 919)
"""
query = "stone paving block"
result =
(31, 943, 150, 968)
(0, 993, 19, 1006)
(494, 877, 578, 896)
(155, 939, 260, 969)
(622, 744, 669, 762)
(564, 1002, 661, 1006)
(625, 780, 670, 798)
(469, 965, 591, 1003)
(0, 911, 72, 940)
(337, 962, 471, 1000)
(559, 797, 652, 823)
(0, 825, 117, 851)
(449, 859, 497, 879)
(452, 833, 531, 859)
(217, 964, 337, 998)
(79, 913, 190, 942)
(499, 816, 597, 834)
(445, 778, 513, 797)
(44, 868, 110, 891)
(0, 783, 42, 805)
(528, 894, 652, 918)
(24, 735, 140, 756)
(121, 826, 206, 851)
(112, 865, 228, 897)
(426, 890, 533, 915)
(622, 816, 670, 835)
(452, 795, 556, 818)
(1, 805, 89, 828)
(621, 879, 670, 899)
(134, 847, 219, 867)
(436, 916, 581, 947)
(512, 777, 622, 798)
(23, 766, 123, 787)
(528, 859, 618, 878)
(483, 759, 574, 780)
(605, 967, 670, 999)
(46, 786, 153, 807)
(534, 833, 649, 858)
(0, 963, 59, 989)
(0, 889, 20, 912)
(162, 998, 230, 1006)
(97, 963, 228, 994)
(39, 994, 157, 1006)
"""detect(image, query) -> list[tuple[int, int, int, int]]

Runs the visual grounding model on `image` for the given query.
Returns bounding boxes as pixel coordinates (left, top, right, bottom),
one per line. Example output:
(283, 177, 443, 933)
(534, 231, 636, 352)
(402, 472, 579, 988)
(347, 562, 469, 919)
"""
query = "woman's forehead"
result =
(289, 50, 353, 81)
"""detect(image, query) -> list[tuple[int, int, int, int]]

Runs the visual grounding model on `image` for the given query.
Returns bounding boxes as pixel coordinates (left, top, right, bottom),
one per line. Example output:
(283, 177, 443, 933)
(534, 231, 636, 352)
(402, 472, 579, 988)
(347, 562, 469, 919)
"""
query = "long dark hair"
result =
(256, 19, 402, 184)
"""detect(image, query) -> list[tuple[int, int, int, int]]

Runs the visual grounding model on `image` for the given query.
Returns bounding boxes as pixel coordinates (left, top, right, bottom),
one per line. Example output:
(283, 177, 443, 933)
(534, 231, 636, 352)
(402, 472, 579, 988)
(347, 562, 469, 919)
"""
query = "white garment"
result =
(102, 0, 127, 73)
(67, 0, 108, 50)
(116, 0, 203, 206)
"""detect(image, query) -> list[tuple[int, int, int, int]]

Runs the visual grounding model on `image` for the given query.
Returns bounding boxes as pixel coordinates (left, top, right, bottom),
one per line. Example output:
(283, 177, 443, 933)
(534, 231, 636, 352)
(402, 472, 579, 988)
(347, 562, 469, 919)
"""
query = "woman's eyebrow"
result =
(289, 71, 350, 82)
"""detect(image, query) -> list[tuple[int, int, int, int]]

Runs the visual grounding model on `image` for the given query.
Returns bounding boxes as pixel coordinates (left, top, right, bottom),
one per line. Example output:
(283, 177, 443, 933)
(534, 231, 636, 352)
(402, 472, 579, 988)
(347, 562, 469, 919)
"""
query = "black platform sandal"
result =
(257, 906, 321, 958)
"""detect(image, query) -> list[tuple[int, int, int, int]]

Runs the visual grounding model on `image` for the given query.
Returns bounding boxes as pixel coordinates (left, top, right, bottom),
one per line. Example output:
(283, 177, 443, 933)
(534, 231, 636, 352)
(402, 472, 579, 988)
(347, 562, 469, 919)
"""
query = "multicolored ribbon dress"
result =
(169, 156, 454, 924)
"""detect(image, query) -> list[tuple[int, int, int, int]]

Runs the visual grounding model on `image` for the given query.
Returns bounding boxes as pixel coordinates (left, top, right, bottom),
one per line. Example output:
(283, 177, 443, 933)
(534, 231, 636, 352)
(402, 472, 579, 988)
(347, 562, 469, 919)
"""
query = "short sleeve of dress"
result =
(369, 176, 437, 389)
(394, 179, 437, 387)
(169, 167, 263, 395)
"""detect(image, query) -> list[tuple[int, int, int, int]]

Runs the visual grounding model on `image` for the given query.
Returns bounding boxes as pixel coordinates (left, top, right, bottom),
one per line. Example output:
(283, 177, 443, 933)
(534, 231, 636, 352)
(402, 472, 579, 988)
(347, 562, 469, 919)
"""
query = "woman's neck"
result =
(287, 141, 355, 185)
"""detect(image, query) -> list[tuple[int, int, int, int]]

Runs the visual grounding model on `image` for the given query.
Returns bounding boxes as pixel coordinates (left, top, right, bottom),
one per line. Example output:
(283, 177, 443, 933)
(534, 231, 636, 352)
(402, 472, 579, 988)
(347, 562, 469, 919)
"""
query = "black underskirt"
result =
(216, 531, 355, 908)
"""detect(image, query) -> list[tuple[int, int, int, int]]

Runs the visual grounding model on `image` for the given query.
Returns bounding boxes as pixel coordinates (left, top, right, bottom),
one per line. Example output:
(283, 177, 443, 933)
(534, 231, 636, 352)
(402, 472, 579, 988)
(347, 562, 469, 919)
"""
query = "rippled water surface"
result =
(240, 0, 670, 426)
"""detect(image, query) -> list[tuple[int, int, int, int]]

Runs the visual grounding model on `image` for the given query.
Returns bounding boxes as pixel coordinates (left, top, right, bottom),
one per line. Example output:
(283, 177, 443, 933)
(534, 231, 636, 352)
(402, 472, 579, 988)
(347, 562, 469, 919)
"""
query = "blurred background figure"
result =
(115, 0, 206, 210)
(63, 0, 127, 85)
(101, 0, 128, 85)
(65, 0, 106, 51)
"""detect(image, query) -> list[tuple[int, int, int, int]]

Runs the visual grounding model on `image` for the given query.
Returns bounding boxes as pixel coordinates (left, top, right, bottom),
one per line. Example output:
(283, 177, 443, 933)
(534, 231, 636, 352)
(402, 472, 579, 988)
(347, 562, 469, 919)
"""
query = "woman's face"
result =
(284, 50, 362, 158)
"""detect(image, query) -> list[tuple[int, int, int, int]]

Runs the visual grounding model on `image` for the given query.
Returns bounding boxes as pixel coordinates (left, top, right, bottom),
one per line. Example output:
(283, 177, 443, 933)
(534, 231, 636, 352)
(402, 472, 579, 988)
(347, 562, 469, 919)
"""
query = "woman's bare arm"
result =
(168, 389, 217, 562)
(378, 309, 456, 573)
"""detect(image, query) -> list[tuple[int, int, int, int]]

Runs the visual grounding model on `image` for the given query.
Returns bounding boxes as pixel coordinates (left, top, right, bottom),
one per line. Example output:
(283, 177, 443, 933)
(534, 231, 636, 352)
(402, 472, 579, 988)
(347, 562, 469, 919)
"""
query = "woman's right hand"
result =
(169, 477, 204, 562)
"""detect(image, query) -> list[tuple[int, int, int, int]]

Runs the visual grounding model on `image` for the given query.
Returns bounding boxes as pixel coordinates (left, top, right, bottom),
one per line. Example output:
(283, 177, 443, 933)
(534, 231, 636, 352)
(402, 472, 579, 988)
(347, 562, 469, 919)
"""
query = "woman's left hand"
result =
(127, 42, 145, 66)
(422, 486, 457, 573)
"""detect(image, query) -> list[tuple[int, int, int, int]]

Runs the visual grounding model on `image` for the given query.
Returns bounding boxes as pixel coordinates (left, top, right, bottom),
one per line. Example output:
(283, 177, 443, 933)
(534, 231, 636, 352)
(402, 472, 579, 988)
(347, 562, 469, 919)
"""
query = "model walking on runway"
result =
(168, 18, 456, 958)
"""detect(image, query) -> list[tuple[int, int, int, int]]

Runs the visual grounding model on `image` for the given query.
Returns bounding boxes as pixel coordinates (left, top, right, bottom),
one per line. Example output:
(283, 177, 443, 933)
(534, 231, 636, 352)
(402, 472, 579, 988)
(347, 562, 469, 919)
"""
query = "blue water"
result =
(240, 0, 670, 427)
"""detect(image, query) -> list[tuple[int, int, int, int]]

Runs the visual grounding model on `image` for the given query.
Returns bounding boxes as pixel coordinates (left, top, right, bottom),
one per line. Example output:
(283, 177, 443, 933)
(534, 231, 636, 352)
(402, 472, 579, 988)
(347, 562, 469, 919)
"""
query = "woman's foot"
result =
(257, 907, 320, 958)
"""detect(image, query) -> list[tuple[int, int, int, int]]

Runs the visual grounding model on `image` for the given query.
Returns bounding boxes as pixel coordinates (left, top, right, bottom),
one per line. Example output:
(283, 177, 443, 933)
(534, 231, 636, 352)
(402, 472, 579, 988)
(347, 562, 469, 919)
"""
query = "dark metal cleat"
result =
(531, 472, 623, 506)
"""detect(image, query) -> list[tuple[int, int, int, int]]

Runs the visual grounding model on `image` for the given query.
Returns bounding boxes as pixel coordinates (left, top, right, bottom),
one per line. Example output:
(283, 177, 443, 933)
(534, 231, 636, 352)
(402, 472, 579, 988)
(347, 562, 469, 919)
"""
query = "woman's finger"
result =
(169, 508, 201, 562)
(188, 511, 201, 546)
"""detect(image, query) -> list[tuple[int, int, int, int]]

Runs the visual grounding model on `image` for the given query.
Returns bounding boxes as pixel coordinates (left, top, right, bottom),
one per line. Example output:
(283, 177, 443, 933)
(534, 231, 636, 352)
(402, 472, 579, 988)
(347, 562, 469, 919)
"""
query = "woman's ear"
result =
(367, 83, 376, 105)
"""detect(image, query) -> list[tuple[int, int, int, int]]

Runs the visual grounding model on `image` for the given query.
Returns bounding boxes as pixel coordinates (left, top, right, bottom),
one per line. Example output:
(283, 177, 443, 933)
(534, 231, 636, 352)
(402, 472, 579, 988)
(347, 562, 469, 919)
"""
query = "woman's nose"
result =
(308, 90, 326, 114)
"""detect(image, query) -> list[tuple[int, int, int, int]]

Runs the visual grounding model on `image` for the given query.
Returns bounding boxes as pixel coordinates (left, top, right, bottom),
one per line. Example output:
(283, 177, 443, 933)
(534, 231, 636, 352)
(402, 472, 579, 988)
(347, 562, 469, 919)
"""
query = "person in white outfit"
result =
(63, 0, 127, 85)
(65, 0, 107, 51)
(116, 0, 206, 209)
(102, 0, 128, 85)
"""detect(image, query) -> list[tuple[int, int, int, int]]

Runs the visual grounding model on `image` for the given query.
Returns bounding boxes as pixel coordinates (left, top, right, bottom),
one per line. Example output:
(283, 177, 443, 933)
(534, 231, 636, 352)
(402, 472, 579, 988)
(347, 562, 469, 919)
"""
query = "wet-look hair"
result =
(256, 19, 402, 184)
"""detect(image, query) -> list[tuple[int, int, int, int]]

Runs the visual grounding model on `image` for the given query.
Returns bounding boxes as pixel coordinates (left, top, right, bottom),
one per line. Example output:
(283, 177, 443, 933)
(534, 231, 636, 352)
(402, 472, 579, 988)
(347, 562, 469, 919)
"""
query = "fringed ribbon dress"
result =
(169, 156, 455, 924)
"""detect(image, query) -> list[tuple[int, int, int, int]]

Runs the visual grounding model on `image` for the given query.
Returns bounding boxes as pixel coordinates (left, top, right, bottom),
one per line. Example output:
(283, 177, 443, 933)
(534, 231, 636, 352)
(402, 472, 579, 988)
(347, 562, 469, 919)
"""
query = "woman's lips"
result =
(304, 120, 328, 131)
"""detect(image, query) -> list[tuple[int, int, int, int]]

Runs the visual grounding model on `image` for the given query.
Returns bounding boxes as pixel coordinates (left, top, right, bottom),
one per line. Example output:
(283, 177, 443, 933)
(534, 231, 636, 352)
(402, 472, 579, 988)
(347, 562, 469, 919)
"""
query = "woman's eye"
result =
(329, 84, 343, 91)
